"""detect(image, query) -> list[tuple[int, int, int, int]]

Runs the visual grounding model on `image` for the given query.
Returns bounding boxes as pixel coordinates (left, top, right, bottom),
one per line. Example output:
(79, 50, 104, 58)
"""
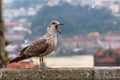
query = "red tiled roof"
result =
(105, 33, 120, 36)
(7, 61, 35, 69)
(95, 50, 104, 56)
(89, 32, 100, 37)
(114, 48, 120, 57)
(98, 57, 116, 63)
(114, 48, 120, 53)
(5, 21, 20, 26)
(95, 48, 120, 57)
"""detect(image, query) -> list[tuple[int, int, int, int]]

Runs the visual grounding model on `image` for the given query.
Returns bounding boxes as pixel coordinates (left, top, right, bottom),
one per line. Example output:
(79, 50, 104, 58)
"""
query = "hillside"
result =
(30, 2, 120, 37)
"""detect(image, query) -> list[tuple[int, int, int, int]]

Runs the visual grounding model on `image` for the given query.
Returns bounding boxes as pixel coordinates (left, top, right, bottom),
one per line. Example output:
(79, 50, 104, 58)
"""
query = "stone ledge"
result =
(95, 67, 120, 80)
(0, 67, 120, 80)
(0, 68, 93, 80)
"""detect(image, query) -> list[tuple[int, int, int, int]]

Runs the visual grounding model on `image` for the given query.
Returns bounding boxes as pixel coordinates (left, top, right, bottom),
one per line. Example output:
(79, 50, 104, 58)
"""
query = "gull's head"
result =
(47, 20, 63, 33)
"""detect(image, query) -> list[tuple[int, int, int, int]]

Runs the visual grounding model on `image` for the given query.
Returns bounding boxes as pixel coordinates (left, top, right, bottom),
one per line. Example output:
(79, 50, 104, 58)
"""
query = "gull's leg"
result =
(41, 57, 44, 67)
(41, 57, 47, 69)
(39, 57, 47, 69)
(39, 57, 42, 68)
(39, 57, 50, 69)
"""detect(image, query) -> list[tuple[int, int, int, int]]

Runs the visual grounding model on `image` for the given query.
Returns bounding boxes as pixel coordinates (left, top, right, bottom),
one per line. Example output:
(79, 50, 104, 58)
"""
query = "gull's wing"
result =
(19, 37, 48, 56)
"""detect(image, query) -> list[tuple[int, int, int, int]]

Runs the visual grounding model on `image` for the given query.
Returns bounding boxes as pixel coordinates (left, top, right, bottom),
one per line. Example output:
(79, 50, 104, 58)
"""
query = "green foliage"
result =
(30, 2, 119, 38)
(13, 0, 43, 8)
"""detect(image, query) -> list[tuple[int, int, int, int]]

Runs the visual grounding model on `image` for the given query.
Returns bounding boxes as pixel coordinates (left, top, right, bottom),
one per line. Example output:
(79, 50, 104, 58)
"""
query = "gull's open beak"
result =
(59, 23, 64, 25)
(58, 23, 63, 33)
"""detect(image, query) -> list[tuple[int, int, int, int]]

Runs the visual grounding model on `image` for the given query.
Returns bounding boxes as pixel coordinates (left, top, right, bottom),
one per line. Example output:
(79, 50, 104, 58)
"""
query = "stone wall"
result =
(0, 67, 120, 80)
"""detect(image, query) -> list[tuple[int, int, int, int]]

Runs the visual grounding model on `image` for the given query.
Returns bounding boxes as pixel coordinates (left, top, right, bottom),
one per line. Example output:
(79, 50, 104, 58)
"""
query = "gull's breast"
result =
(40, 38, 56, 56)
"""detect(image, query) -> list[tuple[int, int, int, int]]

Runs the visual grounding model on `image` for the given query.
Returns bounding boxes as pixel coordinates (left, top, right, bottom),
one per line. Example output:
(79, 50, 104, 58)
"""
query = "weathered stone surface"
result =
(0, 68, 93, 80)
(1, 67, 120, 80)
(95, 67, 120, 80)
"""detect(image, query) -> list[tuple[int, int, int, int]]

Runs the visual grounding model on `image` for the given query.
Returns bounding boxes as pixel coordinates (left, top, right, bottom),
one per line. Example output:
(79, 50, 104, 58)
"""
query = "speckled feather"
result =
(19, 37, 48, 56)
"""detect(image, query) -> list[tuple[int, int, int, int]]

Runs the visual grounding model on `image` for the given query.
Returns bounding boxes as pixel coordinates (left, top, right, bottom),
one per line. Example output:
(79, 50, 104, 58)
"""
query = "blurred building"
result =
(109, 4, 119, 14)
(94, 48, 120, 66)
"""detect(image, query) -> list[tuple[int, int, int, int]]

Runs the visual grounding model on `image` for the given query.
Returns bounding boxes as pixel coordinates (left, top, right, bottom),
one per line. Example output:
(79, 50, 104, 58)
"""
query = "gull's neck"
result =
(44, 30, 57, 39)
(44, 31, 57, 45)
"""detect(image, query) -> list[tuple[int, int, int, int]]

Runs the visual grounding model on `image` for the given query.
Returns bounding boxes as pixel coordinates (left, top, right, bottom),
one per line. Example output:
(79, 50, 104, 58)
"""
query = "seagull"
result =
(9, 20, 63, 69)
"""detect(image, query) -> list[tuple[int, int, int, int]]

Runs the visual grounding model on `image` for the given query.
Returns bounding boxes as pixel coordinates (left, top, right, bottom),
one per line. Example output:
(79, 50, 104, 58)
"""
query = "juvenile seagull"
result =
(9, 20, 63, 69)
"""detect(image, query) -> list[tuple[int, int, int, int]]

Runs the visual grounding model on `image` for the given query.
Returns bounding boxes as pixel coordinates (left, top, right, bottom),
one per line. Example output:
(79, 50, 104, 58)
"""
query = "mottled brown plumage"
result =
(9, 20, 63, 69)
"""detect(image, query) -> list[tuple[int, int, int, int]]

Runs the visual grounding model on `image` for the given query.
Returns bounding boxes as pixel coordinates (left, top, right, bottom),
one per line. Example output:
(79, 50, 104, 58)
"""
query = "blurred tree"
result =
(30, 3, 114, 38)
(0, 0, 9, 68)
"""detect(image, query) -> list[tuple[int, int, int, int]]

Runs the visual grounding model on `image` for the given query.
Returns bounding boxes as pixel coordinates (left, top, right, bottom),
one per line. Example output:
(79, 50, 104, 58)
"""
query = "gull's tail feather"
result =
(9, 55, 32, 63)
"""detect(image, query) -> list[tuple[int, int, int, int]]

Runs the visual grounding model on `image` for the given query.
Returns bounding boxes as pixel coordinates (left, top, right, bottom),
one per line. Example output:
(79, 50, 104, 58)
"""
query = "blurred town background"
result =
(2, 0, 120, 68)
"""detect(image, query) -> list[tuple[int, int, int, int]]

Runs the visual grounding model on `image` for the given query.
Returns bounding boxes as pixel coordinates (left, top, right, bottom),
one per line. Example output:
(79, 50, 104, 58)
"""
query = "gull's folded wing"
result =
(19, 38, 48, 56)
